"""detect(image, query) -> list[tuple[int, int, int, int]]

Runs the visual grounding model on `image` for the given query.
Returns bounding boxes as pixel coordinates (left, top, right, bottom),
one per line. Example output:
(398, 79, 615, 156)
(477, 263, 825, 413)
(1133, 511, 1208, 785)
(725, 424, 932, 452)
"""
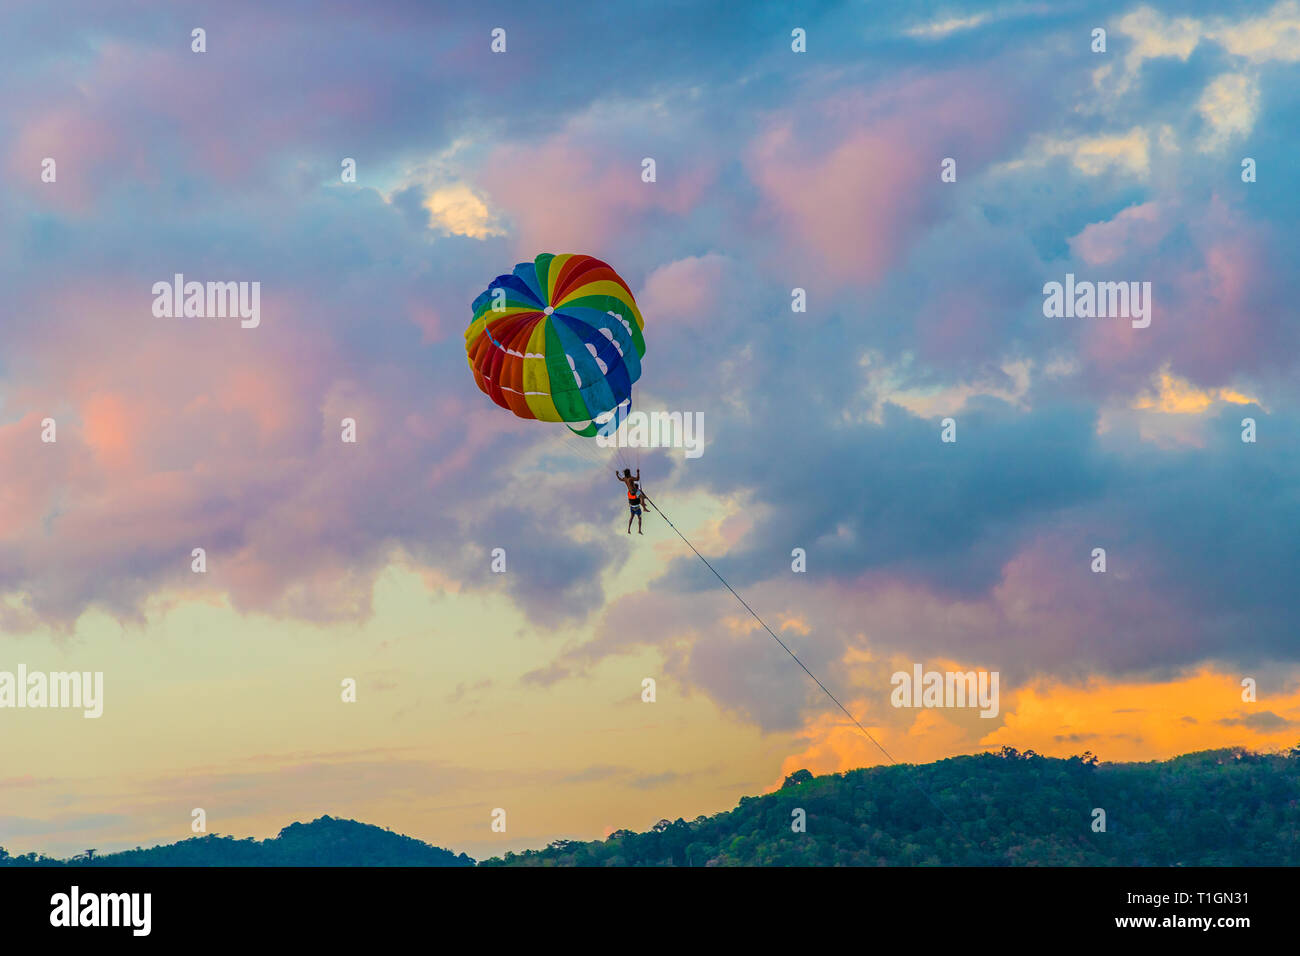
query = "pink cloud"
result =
(637, 254, 731, 325)
(1076, 196, 1283, 387)
(478, 135, 714, 256)
(8, 105, 152, 214)
(0, 279, 509, 625)
(3, 32, 408, 209)
(1069, 202, 1169, 267)
(0, 413, 74, 542)
(744, 70, 1024, 284)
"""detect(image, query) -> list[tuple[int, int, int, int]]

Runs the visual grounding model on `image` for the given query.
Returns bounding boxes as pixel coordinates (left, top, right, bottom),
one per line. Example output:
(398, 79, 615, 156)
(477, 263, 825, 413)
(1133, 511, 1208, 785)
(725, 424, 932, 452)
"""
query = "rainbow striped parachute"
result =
(465, 254, 646, 438)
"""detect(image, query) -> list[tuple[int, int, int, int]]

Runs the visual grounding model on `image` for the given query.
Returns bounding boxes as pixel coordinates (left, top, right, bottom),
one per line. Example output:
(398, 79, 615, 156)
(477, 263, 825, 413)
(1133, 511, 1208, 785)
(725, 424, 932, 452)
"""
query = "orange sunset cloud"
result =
(780, 667, 1299, 783)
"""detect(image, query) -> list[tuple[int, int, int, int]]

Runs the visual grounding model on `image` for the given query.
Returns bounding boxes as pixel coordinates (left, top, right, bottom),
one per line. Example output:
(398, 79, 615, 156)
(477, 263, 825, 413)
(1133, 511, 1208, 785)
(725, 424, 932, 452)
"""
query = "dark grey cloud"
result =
(1218, 711, 1293, 730)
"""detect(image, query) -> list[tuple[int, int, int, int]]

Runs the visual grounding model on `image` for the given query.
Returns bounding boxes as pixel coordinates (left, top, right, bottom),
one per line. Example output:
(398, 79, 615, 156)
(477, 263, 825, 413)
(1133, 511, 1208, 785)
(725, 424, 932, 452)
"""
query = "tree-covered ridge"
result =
(4, 748, 1297, 867)
(0, 815, 474, 867)
(483, 747, 1300, 866)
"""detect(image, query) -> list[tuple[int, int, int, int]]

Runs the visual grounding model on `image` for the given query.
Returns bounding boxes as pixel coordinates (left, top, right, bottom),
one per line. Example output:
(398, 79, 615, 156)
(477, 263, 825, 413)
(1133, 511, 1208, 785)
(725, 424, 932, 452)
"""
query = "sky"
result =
(1, 0, 1298, 861)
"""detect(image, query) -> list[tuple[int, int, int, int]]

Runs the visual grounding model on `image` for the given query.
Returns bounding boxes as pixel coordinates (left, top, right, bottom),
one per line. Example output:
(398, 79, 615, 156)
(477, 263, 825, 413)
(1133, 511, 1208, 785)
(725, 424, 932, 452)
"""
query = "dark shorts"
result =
(629, 504, 642, 515)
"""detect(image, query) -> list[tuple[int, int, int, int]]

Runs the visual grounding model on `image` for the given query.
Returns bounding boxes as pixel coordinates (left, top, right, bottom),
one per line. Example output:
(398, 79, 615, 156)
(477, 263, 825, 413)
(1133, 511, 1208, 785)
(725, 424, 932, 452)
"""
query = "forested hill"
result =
(484, 747, 1300, 866)
(0, 815, 474, 867)
(5, 749, 1297, 866)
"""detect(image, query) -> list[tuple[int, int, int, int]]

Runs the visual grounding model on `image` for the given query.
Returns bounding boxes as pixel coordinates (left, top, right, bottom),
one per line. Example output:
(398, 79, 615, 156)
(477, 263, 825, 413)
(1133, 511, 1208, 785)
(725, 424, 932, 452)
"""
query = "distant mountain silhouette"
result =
(0, 815, 474, 867)
(6, 747, 1299, 866)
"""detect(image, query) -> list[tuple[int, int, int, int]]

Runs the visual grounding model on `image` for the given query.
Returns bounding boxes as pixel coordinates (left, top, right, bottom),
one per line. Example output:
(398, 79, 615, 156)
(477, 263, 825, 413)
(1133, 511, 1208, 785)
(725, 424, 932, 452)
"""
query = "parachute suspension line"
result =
(609, 430, 628, 475)
(614, 427, 632, 476)
(626, 387, 639, 477)
(610, 393, 636, 478)
(632, 384, 640, 474)
(545, 422, 604, 469)
(640, 493, 958, 828)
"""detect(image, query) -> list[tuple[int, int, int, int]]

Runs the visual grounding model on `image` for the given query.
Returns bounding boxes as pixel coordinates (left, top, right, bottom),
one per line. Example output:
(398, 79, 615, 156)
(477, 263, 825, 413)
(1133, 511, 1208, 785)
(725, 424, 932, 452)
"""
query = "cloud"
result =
(1197, 73, 1260, 151)
(1115, 2, 1300, 85)
(1213, 0, 1300, 62)
(1132, 368, 1260, 415)
(1117, 6, 1203, 76)
(1069, 202, 1169, 265)
(629, 770, 700, 790)
(744, 70, 1028, 282)
(905, 13, 994, 39)
(558, 765, 625, 785)
(476, 102, 716, 257)
(1011, 128, 1152, 178)
(1218, 711, 1293, 730)
(779, 668, 1300, 775)
(1058, 196, 1297, 394)
(422, 183, 505, 239)
(637, 254, 733, 327)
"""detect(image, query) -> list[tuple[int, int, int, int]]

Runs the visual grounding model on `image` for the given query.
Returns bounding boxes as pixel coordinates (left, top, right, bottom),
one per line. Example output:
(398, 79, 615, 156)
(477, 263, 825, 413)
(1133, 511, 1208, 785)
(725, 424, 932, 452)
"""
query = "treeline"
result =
(0, 815, 474, 867)
(483, 747, 1300, 866)
(7, 748, 1297, 867)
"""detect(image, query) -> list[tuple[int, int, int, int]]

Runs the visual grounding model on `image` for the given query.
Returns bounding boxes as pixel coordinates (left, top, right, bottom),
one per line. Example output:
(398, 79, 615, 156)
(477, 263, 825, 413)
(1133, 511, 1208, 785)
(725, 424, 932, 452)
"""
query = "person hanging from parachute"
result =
(617, 468, 651, 534)
(464, 253, 649, 531)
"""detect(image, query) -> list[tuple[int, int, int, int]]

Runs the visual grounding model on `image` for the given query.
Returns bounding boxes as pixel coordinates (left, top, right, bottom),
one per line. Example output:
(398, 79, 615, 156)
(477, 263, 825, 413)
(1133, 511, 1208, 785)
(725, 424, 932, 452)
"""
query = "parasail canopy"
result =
(465, 253, 646, 438)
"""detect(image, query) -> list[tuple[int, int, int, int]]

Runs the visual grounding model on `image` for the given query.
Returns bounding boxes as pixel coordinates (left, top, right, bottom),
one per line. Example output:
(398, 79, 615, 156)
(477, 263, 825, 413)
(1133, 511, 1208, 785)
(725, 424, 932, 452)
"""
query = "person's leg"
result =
(627, 510, 633, 533)
(637, 511, 643, 534)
